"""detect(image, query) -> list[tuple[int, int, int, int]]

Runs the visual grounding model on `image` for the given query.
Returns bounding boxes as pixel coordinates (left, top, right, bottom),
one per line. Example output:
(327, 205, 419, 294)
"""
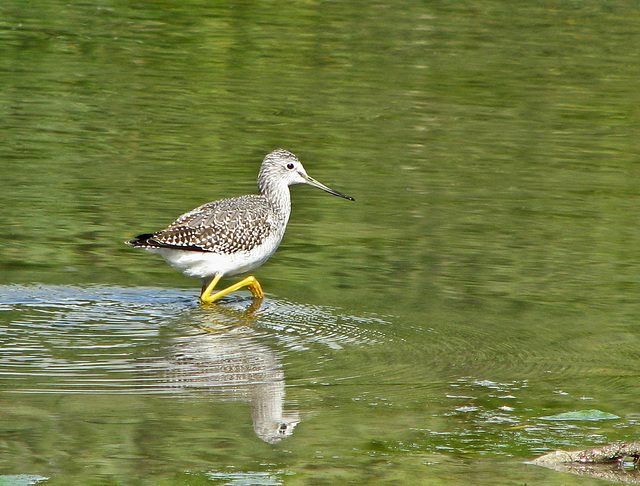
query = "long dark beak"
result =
(303, 174, 355, 201)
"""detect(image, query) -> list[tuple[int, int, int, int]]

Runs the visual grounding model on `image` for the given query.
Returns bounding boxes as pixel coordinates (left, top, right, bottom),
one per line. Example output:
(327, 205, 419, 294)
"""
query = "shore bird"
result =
(126, 149, 354, 303)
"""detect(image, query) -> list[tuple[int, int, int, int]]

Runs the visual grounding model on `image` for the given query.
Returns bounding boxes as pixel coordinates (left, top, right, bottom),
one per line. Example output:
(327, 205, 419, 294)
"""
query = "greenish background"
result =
(1, 0, 639, 484)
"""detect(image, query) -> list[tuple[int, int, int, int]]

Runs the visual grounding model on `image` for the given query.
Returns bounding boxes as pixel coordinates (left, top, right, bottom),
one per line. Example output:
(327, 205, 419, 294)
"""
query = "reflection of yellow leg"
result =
(200, 273, 264, 304)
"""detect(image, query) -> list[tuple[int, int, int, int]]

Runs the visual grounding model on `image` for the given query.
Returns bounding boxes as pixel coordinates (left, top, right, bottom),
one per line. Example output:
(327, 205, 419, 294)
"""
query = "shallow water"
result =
(2, 0, 640, 484)
(2, 283, 638, 484)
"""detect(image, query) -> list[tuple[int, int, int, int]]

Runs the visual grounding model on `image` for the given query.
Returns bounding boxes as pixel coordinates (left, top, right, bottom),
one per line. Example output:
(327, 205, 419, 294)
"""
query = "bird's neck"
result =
(260, 180, 291, 223)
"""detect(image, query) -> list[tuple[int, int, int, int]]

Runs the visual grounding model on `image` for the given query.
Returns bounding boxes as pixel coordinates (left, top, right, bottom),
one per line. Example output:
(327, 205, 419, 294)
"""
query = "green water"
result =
(1, 0, 640, 484)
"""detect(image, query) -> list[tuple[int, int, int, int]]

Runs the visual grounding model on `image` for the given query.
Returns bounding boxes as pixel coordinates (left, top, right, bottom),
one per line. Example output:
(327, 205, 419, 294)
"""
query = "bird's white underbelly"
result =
(146, 231, 284, 279)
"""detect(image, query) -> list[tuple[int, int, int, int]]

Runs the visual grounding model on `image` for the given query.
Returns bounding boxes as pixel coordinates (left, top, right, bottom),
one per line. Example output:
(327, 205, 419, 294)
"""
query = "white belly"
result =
(146, 231, 283, 279)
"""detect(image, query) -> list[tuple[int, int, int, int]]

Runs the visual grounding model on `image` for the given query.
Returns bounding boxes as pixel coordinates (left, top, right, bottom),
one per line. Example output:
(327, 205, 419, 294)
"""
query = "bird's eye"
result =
(286, 163, 294, 170)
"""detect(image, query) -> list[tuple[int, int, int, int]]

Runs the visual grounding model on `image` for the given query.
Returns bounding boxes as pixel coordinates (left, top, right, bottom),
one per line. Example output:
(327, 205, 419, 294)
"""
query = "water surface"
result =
(1, 0, 640, 484)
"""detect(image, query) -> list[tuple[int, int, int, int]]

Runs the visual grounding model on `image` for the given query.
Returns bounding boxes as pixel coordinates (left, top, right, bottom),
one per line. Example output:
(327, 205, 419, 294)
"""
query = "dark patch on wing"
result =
(131, 195, 273, 253)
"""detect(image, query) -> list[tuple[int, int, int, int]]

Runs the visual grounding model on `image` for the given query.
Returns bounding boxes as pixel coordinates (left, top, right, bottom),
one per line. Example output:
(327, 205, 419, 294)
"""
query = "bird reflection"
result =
(165, 304, 299, 443)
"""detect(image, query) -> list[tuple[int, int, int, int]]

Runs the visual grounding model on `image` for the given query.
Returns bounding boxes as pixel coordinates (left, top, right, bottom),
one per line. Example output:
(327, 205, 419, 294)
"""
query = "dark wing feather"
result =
(128, 195, 273, 253)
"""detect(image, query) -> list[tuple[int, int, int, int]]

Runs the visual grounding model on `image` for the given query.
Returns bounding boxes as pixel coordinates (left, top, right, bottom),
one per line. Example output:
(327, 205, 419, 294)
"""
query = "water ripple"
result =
(0, 284, 393, 395)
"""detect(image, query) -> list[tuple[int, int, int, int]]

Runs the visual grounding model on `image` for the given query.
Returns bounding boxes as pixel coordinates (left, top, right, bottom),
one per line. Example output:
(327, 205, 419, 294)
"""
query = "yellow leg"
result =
(200, 273, 264, 304)
(200, 273, 222, 302)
